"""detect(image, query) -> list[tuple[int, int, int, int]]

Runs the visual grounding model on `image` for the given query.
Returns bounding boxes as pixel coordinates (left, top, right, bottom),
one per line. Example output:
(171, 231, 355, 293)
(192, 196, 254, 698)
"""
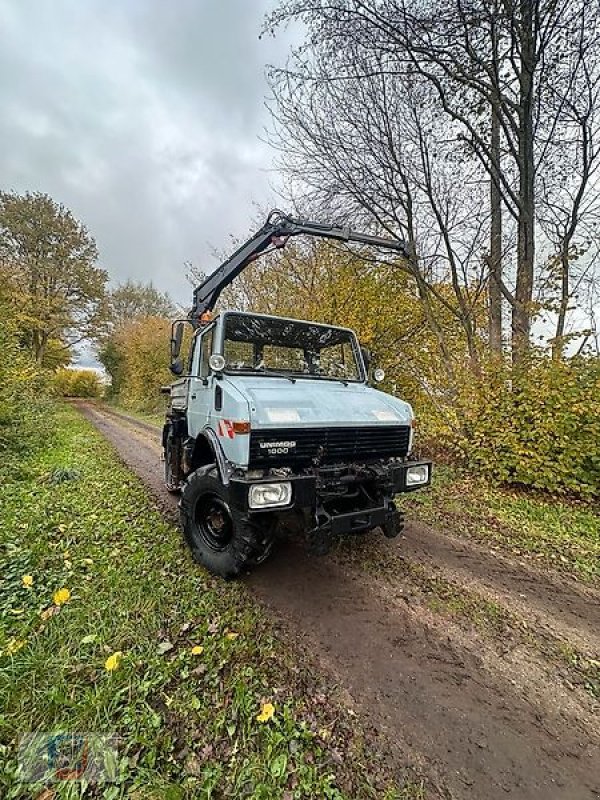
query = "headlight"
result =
(406, 464, 430, 486)
(249, 482, 292, 509)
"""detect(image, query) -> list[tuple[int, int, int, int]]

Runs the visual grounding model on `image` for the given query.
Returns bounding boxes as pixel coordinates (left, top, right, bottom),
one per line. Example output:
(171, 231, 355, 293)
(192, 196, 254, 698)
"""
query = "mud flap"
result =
(382, 502, 405, 539)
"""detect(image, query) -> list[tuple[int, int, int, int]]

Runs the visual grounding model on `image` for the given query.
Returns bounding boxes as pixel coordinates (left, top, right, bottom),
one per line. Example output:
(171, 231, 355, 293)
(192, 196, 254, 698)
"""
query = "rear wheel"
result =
(180, 466, 276, 578)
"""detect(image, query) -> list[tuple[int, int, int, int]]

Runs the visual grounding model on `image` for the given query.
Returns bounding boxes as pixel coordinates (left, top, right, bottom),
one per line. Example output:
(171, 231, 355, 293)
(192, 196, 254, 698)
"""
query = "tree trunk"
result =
(512, 0, 536, 364)
(489, 104, 503, 353)
(552, 249, 570, 360)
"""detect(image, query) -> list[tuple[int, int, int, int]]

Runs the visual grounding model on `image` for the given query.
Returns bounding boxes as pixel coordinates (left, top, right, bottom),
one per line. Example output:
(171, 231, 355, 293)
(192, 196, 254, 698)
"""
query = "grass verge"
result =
(0, 405, 423, 800)
(103, 399, 166, 428)
(404, 465, 599, 585)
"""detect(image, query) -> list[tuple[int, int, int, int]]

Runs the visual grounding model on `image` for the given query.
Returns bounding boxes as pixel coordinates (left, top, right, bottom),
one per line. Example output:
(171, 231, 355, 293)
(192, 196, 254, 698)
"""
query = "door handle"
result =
(191, 394, 197, 399)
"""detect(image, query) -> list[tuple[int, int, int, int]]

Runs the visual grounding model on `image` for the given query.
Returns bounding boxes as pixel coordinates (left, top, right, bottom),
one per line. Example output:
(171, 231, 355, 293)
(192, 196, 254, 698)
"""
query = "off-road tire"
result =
(180, 465, 275, 578)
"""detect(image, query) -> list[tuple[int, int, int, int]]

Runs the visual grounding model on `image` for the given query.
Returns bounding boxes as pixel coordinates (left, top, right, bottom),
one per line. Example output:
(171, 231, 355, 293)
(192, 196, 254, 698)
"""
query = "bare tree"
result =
(266, 0, 600, 364)
(266, 37, 490, 380)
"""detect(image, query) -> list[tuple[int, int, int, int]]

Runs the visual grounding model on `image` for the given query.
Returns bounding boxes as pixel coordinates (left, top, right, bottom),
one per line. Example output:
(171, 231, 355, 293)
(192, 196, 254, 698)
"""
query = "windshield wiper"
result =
(261, 370, 297, 383)
(227, 367, 297, 383)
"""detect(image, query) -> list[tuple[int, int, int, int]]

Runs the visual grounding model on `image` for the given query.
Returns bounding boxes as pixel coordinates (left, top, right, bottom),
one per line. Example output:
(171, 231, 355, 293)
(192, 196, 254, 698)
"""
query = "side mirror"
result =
(170, 358, 184, 376)
(170, 321, 185, 361)
(360, 345, 372, 373)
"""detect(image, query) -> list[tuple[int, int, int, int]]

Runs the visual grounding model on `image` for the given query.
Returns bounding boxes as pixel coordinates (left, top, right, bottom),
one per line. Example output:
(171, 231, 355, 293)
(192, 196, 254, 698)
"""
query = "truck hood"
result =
(222, 376, 412, 428)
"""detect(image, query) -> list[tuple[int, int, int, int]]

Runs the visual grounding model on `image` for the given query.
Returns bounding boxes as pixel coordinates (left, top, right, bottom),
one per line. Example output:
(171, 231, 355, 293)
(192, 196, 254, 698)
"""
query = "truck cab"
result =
(164, 308, 431, 577)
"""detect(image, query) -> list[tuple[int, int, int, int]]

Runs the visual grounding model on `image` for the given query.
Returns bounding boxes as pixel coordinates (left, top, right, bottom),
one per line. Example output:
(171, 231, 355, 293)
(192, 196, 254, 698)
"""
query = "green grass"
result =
(103, 398, 166, 428)
(404, 465, 600, 585)
(0, 405, 422, 800)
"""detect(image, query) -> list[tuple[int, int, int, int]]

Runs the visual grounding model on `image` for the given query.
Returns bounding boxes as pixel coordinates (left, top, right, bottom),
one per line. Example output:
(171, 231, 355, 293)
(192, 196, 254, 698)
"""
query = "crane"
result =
(188, 210, 409, 328)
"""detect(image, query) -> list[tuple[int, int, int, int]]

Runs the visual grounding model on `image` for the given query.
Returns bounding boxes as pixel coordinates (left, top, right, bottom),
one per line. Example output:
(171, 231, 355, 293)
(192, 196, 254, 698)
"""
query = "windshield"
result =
(222, 313, 364, 381)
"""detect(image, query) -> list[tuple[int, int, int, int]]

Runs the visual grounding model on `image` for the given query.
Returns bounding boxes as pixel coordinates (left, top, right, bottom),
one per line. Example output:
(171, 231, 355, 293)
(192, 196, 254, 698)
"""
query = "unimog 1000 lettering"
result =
(163, 211, 432, 578)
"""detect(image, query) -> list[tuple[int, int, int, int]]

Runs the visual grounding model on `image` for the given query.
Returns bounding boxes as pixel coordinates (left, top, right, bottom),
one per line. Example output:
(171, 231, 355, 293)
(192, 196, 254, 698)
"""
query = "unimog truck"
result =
(163, 211, 432, 577)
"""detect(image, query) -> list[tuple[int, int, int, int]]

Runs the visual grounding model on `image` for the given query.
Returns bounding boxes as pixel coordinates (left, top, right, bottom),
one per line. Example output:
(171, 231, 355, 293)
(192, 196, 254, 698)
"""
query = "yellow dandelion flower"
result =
(256, 702, 275, 723)
(190, 645, 204, 656)
(22, 575, 33, 588)
(104, 651, 123, 672)
(53, 588, 71, 606)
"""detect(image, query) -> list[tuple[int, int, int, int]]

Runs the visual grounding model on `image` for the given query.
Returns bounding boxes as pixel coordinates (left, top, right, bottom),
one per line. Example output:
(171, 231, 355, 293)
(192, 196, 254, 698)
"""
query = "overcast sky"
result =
(0, 0, 295, 320)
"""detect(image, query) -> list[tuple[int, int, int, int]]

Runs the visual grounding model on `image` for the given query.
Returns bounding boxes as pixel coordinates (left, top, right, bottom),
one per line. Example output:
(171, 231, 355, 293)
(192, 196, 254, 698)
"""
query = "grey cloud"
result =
(0, 0, 295, 311)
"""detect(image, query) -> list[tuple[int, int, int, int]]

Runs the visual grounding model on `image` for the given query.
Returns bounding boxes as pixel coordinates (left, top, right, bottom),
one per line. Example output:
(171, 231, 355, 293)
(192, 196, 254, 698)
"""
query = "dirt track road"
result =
(78, 403, 600, 800)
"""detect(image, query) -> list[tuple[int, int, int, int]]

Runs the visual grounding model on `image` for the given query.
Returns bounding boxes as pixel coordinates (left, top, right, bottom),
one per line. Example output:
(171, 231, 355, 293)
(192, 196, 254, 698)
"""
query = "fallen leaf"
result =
(157, 641, 174, 655)
(40, 606, 59, 621)
(225, 631, 239, 640)
(191, 645, 204, 656)
(35, 788, 56, 800)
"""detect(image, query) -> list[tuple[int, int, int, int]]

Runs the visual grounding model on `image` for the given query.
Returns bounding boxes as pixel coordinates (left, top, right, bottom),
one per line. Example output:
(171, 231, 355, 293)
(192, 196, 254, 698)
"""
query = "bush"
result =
(103, 316, 173, 412)
(51, 368, 102, 398)
(424, 357, 600, 498)
(0, 297, 52, 457)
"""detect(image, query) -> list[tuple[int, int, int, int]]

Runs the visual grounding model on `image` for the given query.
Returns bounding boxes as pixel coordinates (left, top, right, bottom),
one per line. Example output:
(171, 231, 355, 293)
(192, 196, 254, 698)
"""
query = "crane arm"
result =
(189, 210, 408, 326)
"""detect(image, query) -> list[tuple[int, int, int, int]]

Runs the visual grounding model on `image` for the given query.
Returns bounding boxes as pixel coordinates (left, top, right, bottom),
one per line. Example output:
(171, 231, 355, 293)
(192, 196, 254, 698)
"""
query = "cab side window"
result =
(199, 327, 214, 378)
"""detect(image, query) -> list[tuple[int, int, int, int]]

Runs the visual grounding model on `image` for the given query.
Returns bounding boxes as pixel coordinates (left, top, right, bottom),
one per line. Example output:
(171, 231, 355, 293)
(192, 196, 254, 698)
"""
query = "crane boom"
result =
(189, 210, 408, 327)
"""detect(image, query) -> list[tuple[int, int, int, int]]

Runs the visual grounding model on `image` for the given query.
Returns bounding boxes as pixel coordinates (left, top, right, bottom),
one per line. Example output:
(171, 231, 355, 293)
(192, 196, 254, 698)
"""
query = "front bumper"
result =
(229, 460, 432, 514)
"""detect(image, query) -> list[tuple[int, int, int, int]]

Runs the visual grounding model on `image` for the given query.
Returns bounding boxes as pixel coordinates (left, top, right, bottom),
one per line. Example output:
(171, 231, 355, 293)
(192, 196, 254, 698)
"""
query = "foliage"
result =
(0, 406, 417, 799)
(51, 368, 102, 398)
(458, 357, 600, 497)
(0, 280, 51, 458)
(98, 280, 176, 402)
(101, 316, 173, 411)
(105, 280, 176, 330)
(98, 338, 126, 397)
(0, 191, 107, 364)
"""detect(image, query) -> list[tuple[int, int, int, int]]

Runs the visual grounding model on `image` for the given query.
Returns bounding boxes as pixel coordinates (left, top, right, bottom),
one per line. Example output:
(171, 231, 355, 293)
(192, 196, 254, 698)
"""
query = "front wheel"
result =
(180, 466, 276, 578)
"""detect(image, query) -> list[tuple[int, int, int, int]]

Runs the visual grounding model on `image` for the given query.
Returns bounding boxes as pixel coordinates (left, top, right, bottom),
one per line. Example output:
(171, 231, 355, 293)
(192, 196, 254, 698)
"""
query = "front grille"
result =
(249, 425, 410, 468)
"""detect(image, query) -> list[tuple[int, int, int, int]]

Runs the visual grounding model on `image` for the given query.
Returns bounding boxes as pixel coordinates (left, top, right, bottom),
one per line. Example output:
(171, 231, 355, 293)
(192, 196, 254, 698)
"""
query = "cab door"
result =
(187, 325, 215, 438)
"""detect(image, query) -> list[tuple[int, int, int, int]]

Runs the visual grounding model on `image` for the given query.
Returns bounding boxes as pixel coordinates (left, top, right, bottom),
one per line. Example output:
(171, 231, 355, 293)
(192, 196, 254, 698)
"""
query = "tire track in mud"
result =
(400, 522, 600, 658)
(78, 403, 600, 800)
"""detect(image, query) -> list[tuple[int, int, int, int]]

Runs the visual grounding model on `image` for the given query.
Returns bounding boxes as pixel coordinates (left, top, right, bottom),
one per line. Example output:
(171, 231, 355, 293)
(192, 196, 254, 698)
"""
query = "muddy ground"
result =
(77, 403, 600, 800)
